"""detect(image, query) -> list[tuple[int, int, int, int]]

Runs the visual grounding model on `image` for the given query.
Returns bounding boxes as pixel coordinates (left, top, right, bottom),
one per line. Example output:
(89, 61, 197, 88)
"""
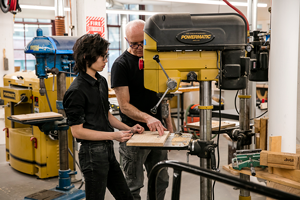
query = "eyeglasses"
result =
(102, 53, 109, 61)
(125, 38, 143, 49)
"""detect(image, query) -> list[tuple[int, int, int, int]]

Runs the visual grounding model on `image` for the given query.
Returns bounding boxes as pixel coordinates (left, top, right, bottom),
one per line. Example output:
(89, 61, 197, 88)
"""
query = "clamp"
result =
(188, 140, 218, 170)
(232, 149, 266, 176)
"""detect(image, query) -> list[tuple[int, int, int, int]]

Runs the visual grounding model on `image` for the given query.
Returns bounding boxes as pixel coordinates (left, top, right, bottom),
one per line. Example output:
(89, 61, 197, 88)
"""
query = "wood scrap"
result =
(11, 112, 63, 121)
(260, 150, 300, 170)
(126, 131, 170, 147)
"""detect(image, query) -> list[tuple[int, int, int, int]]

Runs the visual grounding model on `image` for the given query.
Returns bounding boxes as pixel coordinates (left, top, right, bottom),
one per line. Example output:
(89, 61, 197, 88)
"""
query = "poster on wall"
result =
(86, 16, 105, 37)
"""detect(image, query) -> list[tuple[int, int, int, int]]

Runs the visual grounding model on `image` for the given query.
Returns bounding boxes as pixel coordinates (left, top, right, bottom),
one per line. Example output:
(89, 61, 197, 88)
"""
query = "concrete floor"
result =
(0, 107, 267, 200)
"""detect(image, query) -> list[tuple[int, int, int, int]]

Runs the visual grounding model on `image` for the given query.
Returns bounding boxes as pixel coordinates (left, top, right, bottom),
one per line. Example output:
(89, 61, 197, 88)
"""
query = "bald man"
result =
(111, 19, 173, 200)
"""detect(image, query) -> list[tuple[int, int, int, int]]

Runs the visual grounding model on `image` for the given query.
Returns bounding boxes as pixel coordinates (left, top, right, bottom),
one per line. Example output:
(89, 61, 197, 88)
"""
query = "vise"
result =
(232, 149, 266, 176)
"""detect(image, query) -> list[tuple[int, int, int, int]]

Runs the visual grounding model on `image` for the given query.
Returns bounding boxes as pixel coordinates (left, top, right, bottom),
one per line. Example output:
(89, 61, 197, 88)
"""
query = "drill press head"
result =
(143, 13, 249, 92)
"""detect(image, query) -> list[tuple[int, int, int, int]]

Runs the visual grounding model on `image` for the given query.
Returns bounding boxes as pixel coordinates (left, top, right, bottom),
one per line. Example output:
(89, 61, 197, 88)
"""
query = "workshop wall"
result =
(0, 12, 15, 87)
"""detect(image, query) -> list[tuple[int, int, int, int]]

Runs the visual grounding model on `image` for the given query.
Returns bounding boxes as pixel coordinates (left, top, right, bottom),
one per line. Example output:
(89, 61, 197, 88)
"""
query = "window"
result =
(107, 14, 121, 73)
(13, 18, 54, 71)
(106, 5, 145, 73)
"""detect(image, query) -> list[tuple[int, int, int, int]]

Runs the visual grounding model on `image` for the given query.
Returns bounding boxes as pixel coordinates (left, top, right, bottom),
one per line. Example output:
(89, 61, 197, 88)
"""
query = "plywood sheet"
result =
(186, 121, 236, 131)
(127, 131, 170, 147)
(11, 112, 63, 121)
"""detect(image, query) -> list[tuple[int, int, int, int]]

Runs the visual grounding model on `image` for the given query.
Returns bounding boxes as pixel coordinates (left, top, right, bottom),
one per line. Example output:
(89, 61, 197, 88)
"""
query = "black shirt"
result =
(111, 50, 162, 129)
(63, 71, 113, 143)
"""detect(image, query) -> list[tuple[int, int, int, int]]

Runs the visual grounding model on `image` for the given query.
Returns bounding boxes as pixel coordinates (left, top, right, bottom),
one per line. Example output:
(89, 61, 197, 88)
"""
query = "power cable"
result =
(234, 90, 268, 119)
(68, 148, 85, 189)
(212, 52, 222, 200)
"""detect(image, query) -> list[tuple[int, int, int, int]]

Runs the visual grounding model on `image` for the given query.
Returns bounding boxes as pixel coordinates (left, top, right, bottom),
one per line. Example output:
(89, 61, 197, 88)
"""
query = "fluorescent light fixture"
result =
(106, 9, 161, 15)
(158, 0, 267, 7)
(20, 5, 70, 11)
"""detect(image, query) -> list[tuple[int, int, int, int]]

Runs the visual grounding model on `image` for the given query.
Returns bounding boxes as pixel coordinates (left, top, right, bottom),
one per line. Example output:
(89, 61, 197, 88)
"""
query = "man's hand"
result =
(145, 116, 167, 136)
(114, 131, 133, 142)
(131, 124, 144, 134)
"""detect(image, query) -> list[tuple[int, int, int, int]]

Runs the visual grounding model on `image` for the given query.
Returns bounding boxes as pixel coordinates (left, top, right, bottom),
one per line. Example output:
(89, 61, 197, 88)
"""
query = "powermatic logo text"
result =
(3, 90, 15, 100)
(176, 30, 215, 44)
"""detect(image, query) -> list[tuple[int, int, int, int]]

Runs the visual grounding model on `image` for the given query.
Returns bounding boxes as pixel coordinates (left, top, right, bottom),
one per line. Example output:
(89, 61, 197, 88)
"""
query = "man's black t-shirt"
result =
(111, 50, 162, 129)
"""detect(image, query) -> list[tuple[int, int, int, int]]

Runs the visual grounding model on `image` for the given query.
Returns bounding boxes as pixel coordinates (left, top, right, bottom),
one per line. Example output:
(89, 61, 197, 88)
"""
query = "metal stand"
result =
(24, 73, 85, 200)
(200, 81, 212, 200)
(239, 80, 251, 200)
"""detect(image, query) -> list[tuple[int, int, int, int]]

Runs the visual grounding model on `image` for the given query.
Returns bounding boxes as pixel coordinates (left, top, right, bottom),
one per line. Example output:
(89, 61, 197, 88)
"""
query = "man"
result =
(63, 33, 144, 200)
(111, 20, 173, 200)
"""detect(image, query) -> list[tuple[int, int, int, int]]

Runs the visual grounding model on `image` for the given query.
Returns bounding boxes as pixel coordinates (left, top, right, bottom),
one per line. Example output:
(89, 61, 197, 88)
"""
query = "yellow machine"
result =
(143, 13, 248, 93)
(1, 71, 74, 179)
(143, 13, 248, 200)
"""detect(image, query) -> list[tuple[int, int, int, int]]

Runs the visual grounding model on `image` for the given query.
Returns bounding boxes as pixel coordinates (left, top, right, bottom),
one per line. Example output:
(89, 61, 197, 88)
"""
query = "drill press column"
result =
(57, 72, 69, 170)
(200, 81, 212, 200)
(239, 80, 251, 199)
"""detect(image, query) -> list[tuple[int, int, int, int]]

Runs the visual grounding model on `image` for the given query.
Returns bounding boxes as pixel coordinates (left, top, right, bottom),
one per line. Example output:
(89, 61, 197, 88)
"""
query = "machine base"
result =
(24, 188, 85, 200)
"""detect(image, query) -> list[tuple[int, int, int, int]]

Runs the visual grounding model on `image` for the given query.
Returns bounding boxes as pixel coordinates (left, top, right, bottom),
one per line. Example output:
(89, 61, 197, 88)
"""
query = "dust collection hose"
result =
(223, 0, 249, 32)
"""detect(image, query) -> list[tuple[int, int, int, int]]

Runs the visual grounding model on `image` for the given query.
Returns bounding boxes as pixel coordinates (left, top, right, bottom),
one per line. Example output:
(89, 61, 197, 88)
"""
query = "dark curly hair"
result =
(73, 34, 110, 74)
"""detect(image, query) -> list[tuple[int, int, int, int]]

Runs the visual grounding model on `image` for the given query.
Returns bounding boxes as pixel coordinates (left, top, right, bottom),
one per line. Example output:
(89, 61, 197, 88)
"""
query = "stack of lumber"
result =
(223, 116, 300, 199)
(261, 136, 300, 199)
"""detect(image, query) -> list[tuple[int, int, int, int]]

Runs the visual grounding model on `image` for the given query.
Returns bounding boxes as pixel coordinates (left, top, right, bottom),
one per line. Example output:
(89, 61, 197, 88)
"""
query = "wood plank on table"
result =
(186, 121, 236, 131)
(11, 112, 63, 121)
(126, 131, 170, 147)
(225, 164, 300, 190)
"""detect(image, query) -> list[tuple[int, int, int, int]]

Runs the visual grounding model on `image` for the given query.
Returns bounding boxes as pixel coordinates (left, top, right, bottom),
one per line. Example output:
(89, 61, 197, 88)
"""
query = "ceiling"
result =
(112, 0, 271, 7)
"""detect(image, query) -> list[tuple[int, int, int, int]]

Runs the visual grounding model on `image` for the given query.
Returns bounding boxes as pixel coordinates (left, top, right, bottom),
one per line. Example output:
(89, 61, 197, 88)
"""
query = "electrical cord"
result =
(68, 148, 85, 189)
(234, 90, 239, 114)
(212, 86, 222, 200)
(212, 51, 222, 200)
(234, 90, 268, 120)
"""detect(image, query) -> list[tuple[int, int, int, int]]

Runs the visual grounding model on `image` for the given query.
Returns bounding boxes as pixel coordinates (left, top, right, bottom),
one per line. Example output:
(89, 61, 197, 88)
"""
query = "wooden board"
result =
(260, 150, 300, 170)
(266, 181, 300, 200)
(225, 164, 300, 190)
(269, 136, 282, 153)
(186, 121, 236, 131)
(273, 168, 300, 183)
(11, 112, 63, 121)
(260, 117, 268, 150)
(254, 118, 261, 133)
(126, 131, 170, 147)
(222, 164, 240, 176)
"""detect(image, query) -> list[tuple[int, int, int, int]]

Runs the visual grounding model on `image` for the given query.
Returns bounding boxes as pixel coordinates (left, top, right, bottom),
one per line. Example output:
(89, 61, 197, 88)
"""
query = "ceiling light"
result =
(158, 0, 267, 7)
(20, 5, 70, 11)
(106, 9, 161, 15)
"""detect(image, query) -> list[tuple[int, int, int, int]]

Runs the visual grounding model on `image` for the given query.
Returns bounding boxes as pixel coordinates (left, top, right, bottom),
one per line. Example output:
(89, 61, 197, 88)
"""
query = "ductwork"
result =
(54, 0, 65, 36)
(106, 0, 124, 9)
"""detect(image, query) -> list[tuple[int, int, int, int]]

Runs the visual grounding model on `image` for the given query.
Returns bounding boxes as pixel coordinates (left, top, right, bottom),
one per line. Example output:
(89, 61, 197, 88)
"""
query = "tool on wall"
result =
(3, 49, 8, 70)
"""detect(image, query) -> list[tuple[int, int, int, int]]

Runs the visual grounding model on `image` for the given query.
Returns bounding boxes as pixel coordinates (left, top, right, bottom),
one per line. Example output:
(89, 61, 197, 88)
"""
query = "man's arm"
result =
(70, 124, 132, 142)
(114, 86, 166, 135)
(108, 112, 144, 134)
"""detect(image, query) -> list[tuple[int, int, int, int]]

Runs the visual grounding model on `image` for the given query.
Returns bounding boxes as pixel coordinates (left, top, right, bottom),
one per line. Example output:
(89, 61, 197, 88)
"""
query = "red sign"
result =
(86, 16, 105, 37)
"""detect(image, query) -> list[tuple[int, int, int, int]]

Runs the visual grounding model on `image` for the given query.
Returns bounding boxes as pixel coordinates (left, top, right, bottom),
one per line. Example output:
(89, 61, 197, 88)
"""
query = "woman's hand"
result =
(131, 124, 144, 134)
(114, 131, 133, 142)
